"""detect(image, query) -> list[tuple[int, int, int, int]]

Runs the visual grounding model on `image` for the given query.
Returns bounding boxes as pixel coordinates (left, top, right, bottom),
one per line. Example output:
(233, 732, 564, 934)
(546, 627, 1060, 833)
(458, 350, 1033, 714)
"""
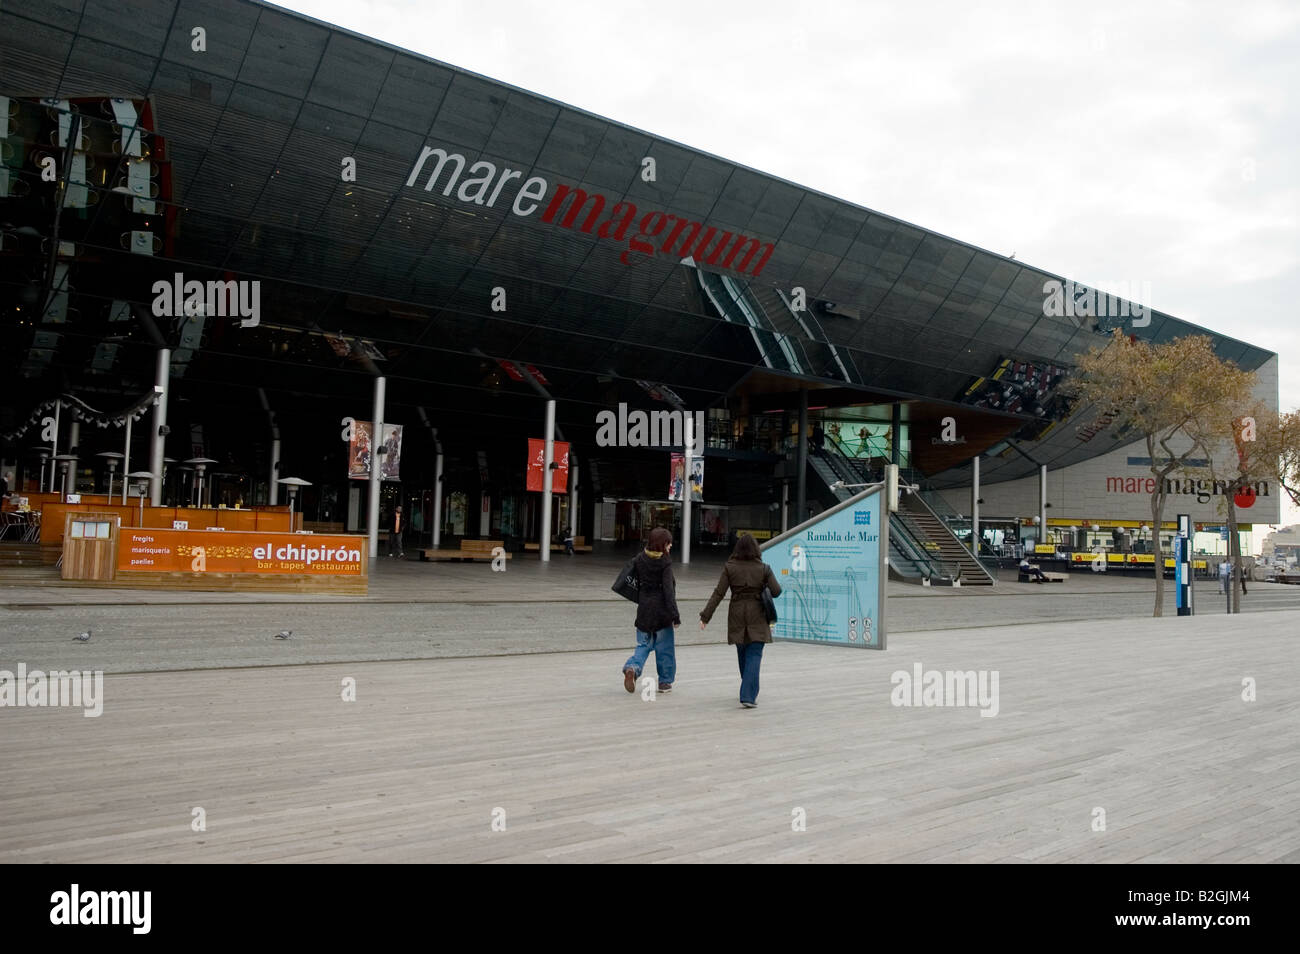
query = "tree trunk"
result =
(1227, 500, 1240, 614)
(1150, 491, 1165, 617)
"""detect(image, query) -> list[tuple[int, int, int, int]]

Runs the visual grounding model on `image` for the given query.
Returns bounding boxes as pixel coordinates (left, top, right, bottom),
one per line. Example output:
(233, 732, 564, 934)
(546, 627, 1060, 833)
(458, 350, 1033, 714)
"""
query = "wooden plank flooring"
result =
(1, 606, 1296, 863)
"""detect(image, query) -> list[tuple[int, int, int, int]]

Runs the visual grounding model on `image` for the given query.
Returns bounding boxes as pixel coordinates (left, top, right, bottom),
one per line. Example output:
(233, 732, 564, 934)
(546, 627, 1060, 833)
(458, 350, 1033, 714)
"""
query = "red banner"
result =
(526, 439, 569, 492)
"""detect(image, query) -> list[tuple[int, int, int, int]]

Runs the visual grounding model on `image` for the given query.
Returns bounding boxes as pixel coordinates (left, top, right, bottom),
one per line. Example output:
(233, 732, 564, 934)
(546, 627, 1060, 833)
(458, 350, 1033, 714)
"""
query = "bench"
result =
(420, 539, 510, 562)
(1018, 569, 1065, 583)
(523, 535, 593, 553)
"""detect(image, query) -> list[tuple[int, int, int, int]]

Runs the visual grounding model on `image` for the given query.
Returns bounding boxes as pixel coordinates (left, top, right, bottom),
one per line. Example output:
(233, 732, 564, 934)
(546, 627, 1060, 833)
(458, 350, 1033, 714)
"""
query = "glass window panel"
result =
(428, 73, 505, 153)
(710, 168, 768, 227)
(585, 126, 653, 192)
(307, 33, 390, 118)
(165, 0, 259, 79)
(226, 81, 300, 126)
(673, 156, 731, 217)
(624, 140, 694, 207)
(215, 101, 291, 158)
(484, 93, 559, 165)
(533, 109, 605, 179)
(62, 36, 154, 93)
(814, 206, 867, 259)
(370, 55, 453, 133)
(79, 0, 170, 55)
(16, 0, 81, 30)
(354, 119, 432, 188)
(180, 153, 278, 220)
(153, 65, 233, 145)
(238, 11, 329, 100)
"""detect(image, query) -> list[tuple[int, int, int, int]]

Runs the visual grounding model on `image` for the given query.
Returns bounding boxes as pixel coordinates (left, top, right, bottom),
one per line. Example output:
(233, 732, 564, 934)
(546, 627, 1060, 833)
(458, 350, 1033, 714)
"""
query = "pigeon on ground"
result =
(73, 630, 91, 642)
(274, 630, 292, 639)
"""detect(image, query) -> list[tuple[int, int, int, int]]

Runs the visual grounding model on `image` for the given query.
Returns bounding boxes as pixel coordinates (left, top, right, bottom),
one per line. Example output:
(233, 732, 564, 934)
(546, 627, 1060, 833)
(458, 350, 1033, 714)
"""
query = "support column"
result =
(67, 417, 80, 493)
(367, 376, 385, 562)
(259, 388, 280, 506)
(269, 439, 281, 506)
(891, 403, 901, 466)
(48, 399, 61, 492)
(569, 461, 579, 541)
(796, 390, 808, 524)
(149, 349, 169, 505)
(121, 414, 132, 504)
(971, 454, 981, 555)
(682, 416, 693, 565)
(432, 442, 443, 549)
(781, 480, 789, 534)
(1038, 464, 1048, 546)
(541, 400, 555, 564)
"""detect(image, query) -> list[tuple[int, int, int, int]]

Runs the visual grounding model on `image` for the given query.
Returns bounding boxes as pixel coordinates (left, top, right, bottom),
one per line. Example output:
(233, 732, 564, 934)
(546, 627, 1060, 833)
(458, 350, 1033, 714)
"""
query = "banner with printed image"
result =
(347, 422, 402, 480)
(526, 439, 569, 493)
(668, 454, 703, 502)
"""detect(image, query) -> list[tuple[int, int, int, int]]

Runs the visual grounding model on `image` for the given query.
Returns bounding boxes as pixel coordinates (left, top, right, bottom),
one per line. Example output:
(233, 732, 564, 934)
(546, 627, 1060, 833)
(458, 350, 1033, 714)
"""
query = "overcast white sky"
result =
(279, 0, 1300, 525)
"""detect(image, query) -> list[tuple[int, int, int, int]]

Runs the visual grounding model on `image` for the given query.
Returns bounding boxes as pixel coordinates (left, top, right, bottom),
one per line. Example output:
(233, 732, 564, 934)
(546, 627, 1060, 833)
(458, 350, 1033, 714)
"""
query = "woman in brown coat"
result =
(699, 533, 781, 708)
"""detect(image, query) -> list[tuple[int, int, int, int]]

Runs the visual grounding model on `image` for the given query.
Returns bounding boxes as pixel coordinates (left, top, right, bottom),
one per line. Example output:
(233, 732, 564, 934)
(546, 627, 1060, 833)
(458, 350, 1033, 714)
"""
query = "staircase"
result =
(888, 513, 958, 584)
(0, 542, 58, 567)
(747, 285, 852, 381)
(698, 270, 860, 384)
(798, 450, 960, 586)
(900, 493, 995, 585)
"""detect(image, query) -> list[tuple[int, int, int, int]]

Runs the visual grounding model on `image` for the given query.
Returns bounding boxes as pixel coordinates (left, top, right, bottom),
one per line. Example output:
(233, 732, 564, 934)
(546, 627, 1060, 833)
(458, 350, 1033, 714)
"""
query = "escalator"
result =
(697, 270, 861, 384)
(803, 440, 994, 586)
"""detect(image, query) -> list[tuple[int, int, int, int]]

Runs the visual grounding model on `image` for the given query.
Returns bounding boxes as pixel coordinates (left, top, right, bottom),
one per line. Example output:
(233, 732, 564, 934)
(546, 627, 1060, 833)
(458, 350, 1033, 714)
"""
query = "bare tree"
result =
(1070, 330, 1254, 616)
(1185, 400, 1271, 614)
(1272, 411, 1300, 509)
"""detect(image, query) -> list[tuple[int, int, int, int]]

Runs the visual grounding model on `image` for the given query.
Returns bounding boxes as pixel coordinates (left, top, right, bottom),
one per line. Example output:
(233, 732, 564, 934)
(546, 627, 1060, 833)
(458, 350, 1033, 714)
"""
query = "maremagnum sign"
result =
(761, 486, 888, 650)
(1105, 474, 1269, 508)
(404, 144, 776, 278)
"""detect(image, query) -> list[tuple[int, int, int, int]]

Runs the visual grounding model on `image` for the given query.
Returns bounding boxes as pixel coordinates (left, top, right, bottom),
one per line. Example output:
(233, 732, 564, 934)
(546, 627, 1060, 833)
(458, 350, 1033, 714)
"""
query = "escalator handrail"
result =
(889, 512, 958, 581)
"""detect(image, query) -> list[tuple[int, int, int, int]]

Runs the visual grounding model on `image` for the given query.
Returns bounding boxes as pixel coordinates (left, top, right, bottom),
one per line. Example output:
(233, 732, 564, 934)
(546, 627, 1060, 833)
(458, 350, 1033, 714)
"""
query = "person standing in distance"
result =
(700, 532, 781, 708)
(388, 504, 405, 558)
(621, 527, 681, 694)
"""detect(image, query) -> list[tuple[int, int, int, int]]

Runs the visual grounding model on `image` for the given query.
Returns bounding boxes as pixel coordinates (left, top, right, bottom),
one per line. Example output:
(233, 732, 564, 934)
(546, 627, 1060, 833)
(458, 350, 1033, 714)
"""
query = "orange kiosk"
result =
(48, 499, 368, 594)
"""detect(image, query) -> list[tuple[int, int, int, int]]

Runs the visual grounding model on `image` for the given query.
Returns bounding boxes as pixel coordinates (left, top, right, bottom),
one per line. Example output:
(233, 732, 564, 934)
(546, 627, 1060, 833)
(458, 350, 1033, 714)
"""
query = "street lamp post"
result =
(97, 451, 124, 501)
(30, 447, 50, 495)
(127, 471, 155, 526)
(53, 454, 78, 500)
(185, 457, 217, 508)
(277, 477, 312, 531)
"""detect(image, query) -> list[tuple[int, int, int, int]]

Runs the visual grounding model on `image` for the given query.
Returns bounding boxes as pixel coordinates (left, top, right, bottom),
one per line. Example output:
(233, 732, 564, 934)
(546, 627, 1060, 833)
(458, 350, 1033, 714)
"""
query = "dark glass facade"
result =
(0, 0, 1276, 523)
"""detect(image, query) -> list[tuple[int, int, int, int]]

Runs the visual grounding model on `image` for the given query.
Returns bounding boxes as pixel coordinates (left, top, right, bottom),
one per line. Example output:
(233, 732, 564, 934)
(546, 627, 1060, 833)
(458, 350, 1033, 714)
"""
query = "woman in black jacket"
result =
(621, 527, 681, 694)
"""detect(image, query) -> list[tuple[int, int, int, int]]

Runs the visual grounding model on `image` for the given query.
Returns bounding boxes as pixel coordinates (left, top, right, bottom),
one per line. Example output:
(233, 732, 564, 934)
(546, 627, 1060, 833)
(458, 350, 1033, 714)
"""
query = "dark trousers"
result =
(388, 530, 403, 556)
(736, 641, 765, 704)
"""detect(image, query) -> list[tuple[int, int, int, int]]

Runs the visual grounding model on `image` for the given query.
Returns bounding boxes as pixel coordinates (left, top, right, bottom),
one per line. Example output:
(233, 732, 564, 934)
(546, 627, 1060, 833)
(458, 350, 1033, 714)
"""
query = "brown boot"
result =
(623, 668, 636, 693)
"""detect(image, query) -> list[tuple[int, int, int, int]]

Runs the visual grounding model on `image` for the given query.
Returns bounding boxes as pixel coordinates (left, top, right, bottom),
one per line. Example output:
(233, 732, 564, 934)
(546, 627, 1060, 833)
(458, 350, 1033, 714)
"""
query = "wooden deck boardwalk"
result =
(2, 607, 1296, 863)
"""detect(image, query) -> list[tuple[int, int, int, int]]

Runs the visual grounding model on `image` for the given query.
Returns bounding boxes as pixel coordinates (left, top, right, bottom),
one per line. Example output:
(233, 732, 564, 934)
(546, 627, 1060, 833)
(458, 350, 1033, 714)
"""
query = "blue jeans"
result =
(736, 641, 765, 704)
(624, 628, 676, 684)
